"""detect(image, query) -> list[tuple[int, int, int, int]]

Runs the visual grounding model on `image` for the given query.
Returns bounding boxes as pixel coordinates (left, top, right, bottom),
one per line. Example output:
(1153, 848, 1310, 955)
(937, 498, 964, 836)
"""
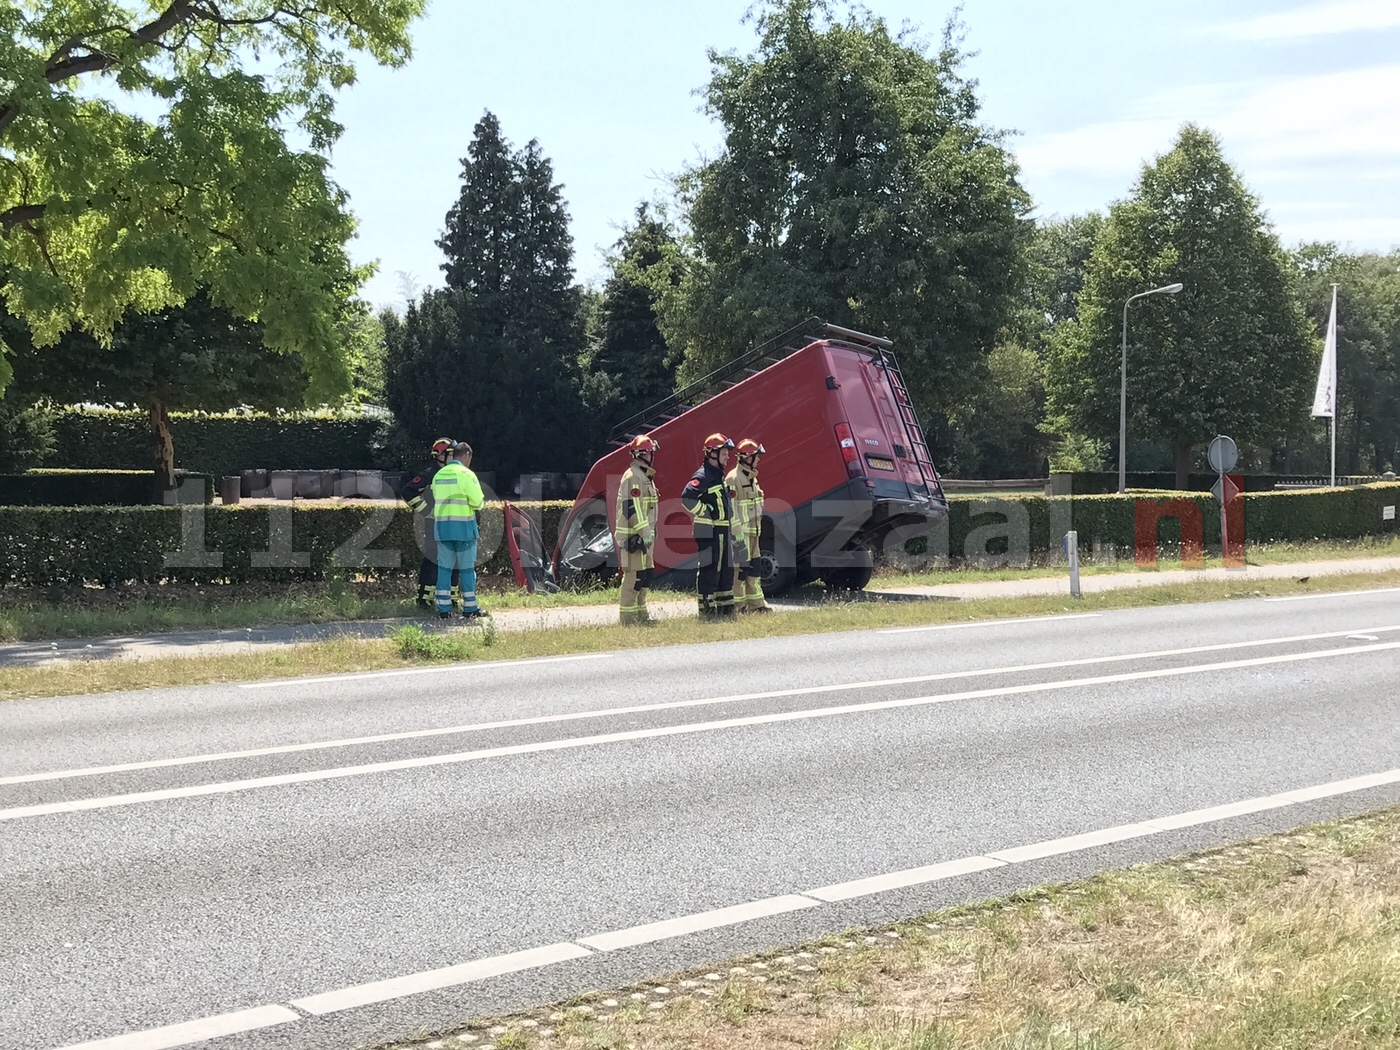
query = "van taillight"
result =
(835, 423, 864, 477)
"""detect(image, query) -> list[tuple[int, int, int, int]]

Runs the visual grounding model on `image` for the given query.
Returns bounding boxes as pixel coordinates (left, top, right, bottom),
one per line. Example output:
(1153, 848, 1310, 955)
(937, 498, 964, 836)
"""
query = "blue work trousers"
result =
(436, 537, 479, 614)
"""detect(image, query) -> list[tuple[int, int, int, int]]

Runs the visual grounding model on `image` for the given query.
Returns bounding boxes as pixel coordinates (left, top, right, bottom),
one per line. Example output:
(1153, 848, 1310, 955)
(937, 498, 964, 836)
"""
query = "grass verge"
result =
(3, 568, 1399, 703)
(3, 535, 1397, 644)
(388, 805, 1400, 1050)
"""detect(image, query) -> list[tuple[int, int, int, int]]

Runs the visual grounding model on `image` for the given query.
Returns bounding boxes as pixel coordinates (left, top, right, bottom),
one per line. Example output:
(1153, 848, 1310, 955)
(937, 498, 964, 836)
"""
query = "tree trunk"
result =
(149, 398, 177, 500)
(1174, 437, 1192, 491)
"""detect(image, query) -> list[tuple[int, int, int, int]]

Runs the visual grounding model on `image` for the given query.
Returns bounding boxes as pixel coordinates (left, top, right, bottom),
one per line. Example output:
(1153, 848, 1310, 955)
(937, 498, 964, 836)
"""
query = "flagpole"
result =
(1330, 283, 1338, 488)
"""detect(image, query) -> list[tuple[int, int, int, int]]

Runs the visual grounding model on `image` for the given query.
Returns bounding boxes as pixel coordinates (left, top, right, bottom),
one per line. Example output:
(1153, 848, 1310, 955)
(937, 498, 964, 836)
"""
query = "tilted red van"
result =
(552, 321, 948, 594)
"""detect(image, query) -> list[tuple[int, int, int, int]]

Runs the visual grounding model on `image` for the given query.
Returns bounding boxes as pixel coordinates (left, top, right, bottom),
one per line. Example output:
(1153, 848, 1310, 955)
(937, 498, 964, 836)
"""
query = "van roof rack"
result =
(607, 318, 891, 446)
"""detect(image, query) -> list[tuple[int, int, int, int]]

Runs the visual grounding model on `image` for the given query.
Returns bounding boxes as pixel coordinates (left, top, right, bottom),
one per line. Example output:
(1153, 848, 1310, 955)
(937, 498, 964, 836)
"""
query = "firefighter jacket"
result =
(615, 461, 659, 549)
(725, 462, 764, 540)
(431, 461, 485, 542)
(401, 460, 442, 515)
(681, 459, 733, 533)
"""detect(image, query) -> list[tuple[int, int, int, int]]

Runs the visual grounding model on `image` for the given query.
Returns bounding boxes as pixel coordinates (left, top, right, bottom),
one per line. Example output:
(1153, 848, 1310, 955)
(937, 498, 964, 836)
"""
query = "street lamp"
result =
(1119, 282, 1184, 493)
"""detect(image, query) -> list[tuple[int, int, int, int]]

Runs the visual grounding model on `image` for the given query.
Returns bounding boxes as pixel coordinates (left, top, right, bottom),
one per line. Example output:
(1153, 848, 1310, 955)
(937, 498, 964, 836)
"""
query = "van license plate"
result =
(866, 455, 896, 471)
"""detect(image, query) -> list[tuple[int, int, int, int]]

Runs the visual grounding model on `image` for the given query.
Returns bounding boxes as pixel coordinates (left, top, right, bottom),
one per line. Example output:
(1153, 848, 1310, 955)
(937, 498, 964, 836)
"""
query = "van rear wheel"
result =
(820, 543, 874, 591)
(756, 539, 796, 596)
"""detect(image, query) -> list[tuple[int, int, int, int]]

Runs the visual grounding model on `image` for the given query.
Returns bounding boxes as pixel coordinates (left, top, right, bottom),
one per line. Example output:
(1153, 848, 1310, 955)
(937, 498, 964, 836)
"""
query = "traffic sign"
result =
(1211, 473, 1242, 505)
(1208, 435, 1238, 473)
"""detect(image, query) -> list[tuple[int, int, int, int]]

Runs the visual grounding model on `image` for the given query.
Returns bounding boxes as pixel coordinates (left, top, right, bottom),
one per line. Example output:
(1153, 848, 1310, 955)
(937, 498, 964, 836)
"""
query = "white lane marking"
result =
(987, 823, 1160, 864)
(7, 640, 1399, 823)
(879, 612, 1101, 634)
(237, 651, 609, 688)
(578, 895, 819, 953)
(806, 856, 1007, 903)
(14, 623, 1399, 788)
(1265, 587, 1400, 602)
(50, 1005, 300, 1050)
(57, 766, 1400, 1049)
(1348, 634, 1380, 641)
(289, 943, 591, 1016)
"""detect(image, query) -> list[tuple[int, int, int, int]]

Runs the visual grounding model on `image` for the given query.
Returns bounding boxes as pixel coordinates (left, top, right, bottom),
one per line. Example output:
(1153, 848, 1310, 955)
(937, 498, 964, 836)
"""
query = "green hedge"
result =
(50, 410, 380, 479)
(0, 469, 214, 506)
(920, 484, 1400, 562)
(0, 501, 573, 587)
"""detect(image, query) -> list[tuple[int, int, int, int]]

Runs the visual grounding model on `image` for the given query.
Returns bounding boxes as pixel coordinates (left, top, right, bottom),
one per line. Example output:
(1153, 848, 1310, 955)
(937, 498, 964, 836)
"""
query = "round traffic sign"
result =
(1208, 435, 1238, 473)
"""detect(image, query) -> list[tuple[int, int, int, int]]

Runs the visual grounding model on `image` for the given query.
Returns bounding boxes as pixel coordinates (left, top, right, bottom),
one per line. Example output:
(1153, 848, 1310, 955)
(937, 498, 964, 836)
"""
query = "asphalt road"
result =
(3, 589, 1399, 1050)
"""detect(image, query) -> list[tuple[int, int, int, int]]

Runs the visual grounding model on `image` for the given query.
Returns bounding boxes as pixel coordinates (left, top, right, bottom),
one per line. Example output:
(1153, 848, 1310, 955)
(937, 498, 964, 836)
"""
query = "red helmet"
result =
(627, 434, 659, 458)
(702, 433, 735, 452)
(737, 438, 765, 457)
(431, 437, 454, 455)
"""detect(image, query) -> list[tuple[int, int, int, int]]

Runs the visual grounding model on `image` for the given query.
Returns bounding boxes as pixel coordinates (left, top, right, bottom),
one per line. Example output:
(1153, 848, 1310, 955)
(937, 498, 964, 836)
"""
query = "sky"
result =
(325, 0, 1400, 311)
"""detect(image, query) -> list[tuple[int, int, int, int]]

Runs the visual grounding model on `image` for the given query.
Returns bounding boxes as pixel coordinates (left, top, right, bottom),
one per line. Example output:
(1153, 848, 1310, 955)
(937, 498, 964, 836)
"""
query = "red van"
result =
(552, 321, 948, 594)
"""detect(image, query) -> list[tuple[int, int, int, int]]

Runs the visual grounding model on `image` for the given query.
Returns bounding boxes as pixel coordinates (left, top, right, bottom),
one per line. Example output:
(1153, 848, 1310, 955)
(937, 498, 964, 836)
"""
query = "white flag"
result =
(1311, 286, 1337, 419)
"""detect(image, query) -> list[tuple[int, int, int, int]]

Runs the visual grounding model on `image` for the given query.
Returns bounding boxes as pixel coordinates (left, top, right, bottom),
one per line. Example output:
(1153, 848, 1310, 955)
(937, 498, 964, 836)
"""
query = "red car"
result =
(552, 321, 948, 594)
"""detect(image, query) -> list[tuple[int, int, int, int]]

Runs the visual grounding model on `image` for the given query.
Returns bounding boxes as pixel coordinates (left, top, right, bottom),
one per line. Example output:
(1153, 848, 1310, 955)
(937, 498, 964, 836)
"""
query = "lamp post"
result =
(1119, 282, 1184, 493)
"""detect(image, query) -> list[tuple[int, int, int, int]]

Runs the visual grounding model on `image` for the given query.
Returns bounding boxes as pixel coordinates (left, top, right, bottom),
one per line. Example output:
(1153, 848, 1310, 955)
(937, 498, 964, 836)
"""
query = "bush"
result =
(0, 501, 573, 587)
(0, 401, 56, 472)
(0, 469, 214, 506)
(50, 410, 382, 479)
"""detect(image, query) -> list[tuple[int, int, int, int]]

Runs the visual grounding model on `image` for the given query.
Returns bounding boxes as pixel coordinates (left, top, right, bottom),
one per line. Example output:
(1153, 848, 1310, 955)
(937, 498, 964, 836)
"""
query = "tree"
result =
(1044, 126, 1315, 488)
(0, 0, 425, 397)
(1293, 244, 1400, 474)
(656, 0, 1030, 429)
(4, 292, 309, 490)
(585, 205, 681, 426)
(385, 113, 587, 484)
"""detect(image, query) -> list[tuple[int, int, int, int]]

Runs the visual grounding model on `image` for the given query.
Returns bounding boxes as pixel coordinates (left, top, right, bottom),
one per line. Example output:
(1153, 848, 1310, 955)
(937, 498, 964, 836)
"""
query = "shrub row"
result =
(50, 410, 381, 479)
(1, 487, 1395, 588)
(0, 469, 214, 506)
(0, 502, 574, 587)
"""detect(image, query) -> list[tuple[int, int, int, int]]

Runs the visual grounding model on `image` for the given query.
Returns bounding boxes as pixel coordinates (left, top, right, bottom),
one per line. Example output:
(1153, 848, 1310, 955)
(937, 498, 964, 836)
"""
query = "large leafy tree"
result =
(386, 113, 587, 483)
(4, 292, 308, 489)
(0, 0, 425, 396)
(1045, 125, 1315, 488)
(1293, 244, 1400, 474)
(585, 205, 680, 426)
(656, 0, 1030, 427)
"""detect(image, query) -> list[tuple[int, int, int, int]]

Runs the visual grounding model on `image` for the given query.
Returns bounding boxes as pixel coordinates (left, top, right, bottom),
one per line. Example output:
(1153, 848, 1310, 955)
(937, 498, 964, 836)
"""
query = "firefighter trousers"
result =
(694, 526, 735, 618)
(735, 532, 768, 609)
(618, 546, 653, 624)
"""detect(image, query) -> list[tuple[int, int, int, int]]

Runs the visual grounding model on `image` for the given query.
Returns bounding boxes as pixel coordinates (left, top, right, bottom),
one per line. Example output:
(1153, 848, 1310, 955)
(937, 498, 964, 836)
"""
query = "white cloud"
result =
(1016, 65, 1400, 181)
(1223, 0, 1400, 40)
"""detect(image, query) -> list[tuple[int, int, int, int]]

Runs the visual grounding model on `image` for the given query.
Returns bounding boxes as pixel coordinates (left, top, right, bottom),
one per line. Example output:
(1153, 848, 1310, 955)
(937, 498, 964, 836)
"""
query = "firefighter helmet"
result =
(737, 438, 765, 457)
(431, 437, 454, 455)
(702, 433, 735, 453)
(627, 434, 660, 458)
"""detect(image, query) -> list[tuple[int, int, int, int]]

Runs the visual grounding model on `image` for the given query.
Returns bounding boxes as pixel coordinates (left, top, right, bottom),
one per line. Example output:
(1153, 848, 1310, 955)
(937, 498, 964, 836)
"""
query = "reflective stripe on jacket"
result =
(615, 462, 659, 544)
(725, 463, 764, 538)
(681, 460, 731, 528)
(401, 460, 440, 514)
(432, 461, 484, 541)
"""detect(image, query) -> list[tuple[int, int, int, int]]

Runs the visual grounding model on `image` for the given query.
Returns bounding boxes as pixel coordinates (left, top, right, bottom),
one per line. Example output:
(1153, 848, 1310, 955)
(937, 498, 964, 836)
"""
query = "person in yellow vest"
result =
(614, 434, 660, 625)
(431, 442, 486, 619)
(727, 438, 771, 612)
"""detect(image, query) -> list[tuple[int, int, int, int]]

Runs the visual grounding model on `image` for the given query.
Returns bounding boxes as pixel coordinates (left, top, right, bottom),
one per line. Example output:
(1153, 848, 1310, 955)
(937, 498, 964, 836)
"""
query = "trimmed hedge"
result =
(1, 487, 1395, 588)
(0, 469, 214, 506)
(0, 501, 574, 587)
(50, 410, 380, 479)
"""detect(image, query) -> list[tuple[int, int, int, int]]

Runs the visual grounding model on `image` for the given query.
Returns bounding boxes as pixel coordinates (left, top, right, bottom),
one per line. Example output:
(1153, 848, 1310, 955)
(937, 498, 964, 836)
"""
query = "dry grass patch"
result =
(395, 807, 1400, 1050)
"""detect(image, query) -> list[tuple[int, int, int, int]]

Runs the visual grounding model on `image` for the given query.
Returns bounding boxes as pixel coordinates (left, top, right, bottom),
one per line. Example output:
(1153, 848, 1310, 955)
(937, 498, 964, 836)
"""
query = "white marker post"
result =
(1067, 530, 1081, 599)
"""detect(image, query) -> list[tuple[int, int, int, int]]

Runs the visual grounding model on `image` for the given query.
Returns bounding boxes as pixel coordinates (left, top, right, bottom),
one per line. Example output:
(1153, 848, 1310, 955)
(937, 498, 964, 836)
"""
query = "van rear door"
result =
(825, 349, 929, 492)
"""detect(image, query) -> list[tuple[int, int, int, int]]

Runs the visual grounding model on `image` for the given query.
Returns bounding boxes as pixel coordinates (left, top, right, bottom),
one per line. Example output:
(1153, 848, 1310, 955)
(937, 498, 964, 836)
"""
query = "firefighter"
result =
(727, 438, 771, 612)
(681, 433, 736, 620)
(614, 434, 660, 625)
(401, 437, 458, 608)
(430, 442, 486, 619)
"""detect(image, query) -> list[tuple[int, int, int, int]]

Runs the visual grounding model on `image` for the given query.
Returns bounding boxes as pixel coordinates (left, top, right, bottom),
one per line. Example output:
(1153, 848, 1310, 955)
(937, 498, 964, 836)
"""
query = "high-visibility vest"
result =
(432, 461, 483, 525)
